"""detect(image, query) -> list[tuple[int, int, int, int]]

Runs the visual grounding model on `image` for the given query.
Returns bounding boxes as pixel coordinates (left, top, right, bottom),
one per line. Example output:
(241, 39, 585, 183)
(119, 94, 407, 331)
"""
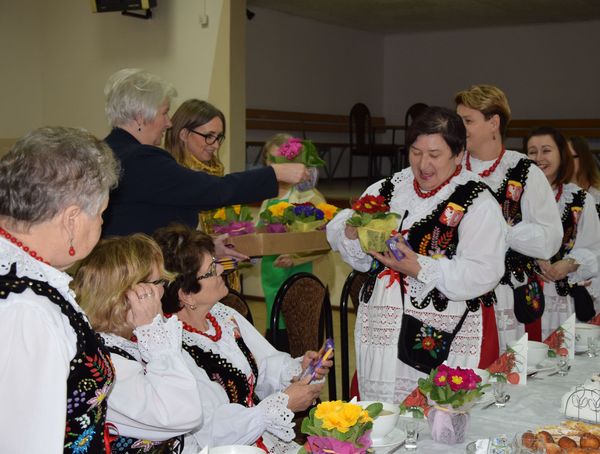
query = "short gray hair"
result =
(104, 68, 177, 127)
(0, 127, 120, 227)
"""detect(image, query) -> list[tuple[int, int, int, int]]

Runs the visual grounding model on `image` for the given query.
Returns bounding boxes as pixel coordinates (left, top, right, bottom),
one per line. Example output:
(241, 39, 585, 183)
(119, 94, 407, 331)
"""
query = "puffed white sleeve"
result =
(106, 315, 203, 439)
(566, 193, 600, 289)
(416, 190, 507, 301)
(507, 164, 562, 259)
(0, 293, 74, 454)
(326, 180, 385, 272)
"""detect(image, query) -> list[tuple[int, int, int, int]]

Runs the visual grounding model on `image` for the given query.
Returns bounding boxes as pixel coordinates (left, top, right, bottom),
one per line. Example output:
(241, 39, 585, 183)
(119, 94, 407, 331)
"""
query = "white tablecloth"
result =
(377, 355, 600, 453)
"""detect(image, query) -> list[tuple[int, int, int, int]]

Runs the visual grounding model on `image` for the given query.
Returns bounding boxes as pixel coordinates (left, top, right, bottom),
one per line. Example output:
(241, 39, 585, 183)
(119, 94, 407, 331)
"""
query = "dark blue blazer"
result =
(102, 128, 278, 237)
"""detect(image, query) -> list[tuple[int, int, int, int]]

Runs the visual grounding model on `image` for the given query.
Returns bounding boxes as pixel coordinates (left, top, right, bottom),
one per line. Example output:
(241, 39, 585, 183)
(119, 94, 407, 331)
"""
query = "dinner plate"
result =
(371, 426, 407, 449)
(575, 344, 588, 354)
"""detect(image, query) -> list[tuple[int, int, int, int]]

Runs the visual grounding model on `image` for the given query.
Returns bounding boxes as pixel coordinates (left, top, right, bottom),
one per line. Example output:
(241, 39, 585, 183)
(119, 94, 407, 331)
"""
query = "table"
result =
(377, 354, 599, 453)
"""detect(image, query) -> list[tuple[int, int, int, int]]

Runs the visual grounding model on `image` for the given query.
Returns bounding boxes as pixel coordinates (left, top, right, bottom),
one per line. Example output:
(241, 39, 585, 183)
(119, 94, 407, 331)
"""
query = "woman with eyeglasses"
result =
(525, 127, 600, 337)
(72, 234, 215, 453)
(102, 69, 310, 238)
(153, 223, 331, 453)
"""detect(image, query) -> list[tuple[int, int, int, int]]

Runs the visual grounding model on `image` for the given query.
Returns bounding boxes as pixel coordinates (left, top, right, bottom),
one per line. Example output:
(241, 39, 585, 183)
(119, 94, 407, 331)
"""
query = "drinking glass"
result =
(402, 417, 421, 451)
(587, 336, 599, 358)
(557, 352, 569, 376)
(493, 381, 507, 408)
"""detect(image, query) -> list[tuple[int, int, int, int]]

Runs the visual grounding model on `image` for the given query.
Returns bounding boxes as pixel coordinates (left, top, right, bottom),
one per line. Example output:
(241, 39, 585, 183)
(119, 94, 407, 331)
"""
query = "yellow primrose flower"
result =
(213, 207, 226, 221)
(268, 201, 291, 217)
(314, 401, 368, 433)
(316, 202, 339, 221)
(232, 205, 241, 215)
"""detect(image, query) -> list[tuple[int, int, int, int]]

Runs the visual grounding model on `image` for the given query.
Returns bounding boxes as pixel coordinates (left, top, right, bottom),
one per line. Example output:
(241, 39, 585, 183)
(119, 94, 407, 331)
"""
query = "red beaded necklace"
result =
(554, 184, 563, 203)
(466, 147, 506, 178)
(0, 226, 49, 264)
(413, 165, 462, 199)
(180, 312, 222, 342)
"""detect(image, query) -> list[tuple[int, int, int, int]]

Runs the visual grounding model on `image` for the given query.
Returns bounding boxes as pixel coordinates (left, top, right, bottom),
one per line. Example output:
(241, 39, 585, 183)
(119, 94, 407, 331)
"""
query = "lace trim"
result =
(414, 256, 440, 301)
(463, 149, 523, 191)
(556, 182, 580, 211)
(341, 236, 368, 259)
(258, 392, 295, 442)
(133, 314, 183, 361)
(281, 357, 303, 385)
(0, 238, 81, 313)
(101, 333, 142, 361)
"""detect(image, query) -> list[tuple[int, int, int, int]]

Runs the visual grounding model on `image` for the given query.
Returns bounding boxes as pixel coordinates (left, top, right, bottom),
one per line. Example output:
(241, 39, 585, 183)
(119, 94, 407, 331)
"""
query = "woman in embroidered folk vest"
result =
(153, 224, 332, 454)
(0, 127, 119, 453)
(455, 85, 562, 349)
(73, 234, 209, 454)
(327, 107, 507, 403)
(525, 127, 600, 338)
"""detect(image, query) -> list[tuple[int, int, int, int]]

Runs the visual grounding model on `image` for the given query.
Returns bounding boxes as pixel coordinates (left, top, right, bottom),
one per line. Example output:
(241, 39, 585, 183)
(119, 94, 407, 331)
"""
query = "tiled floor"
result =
(248, 298, 356, 401)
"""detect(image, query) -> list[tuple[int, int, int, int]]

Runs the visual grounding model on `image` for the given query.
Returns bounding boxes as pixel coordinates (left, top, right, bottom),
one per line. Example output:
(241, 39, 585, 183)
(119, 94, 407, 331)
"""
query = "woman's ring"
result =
(139, 293, 149, 299)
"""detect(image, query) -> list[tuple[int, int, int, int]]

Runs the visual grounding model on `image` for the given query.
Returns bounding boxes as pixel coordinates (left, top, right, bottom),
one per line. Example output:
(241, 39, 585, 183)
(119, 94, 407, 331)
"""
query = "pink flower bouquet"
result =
(269, 137, 325, 167)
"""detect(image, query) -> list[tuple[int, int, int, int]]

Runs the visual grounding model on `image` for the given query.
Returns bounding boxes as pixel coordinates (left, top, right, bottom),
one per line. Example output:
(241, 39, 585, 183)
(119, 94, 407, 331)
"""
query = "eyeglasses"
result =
(197, 257, 219, 281)
(189, 129, 225, 146)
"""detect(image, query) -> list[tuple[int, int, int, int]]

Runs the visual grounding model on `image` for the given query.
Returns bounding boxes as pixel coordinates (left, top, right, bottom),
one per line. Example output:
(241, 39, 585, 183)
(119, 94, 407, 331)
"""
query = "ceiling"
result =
(247, 0, 600, 34)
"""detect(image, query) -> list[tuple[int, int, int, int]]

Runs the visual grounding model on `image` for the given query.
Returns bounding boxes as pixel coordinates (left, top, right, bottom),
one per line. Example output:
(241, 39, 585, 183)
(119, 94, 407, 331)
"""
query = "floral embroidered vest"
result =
(404, 180, 493, 312)
(183, 325, 260, 408)
(0, 264, 114, 454)
(552, 188, 586, 296)
(104, 346, 184, 454)
(488, 158, 539, 286)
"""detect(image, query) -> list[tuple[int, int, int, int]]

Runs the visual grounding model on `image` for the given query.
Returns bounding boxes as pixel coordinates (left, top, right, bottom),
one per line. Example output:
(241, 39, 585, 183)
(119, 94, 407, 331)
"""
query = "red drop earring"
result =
(69, 245, 76, 256)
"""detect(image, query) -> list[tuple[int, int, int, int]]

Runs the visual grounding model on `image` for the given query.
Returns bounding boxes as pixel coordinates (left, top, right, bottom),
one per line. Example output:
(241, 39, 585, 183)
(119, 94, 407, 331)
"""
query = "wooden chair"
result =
(399, 102, 429, 169)
(339, 270, 369, 401)
(269, 272, 337, 400)
(348, 102, 398, 182)
(221, 288, 254, 325)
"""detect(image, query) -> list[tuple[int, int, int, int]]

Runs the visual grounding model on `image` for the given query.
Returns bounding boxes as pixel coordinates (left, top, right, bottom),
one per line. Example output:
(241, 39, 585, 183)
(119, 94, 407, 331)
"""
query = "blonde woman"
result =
(73, 234, 213, 454)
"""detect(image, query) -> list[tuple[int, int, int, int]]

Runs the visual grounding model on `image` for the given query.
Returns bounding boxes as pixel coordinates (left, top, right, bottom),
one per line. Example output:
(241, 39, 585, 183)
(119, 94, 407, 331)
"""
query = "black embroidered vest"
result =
(104, 345, 184, 454)
(362, 177, 494, 311)
(0, 264, 114, 454)
(183, 331, 260, 407)
(490, 158, 539, 286)
(552, 188, 586, 296)
(403, 180, 493, 312)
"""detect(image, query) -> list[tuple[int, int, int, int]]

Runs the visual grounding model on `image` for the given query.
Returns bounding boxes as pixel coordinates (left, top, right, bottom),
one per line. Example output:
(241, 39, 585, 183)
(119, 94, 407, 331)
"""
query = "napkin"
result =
(487, 333, 527, 385)
(544, 313, 576, 359)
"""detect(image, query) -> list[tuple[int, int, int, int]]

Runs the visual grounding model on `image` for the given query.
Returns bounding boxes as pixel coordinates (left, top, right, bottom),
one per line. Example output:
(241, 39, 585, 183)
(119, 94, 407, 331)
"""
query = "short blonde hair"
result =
(72, 234, 172, 338)
(261, 133, 293, 165)
(454, 84, 512, 137)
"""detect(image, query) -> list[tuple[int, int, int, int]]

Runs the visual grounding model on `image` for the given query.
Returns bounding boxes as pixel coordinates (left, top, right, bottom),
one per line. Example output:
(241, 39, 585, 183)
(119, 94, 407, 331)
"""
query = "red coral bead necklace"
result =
(554, 184, 563, 203)
(413, 165, 462, 199)
(180, 312, 222, 342)
(0, 226, 50, 264)
(465, 146, 506, 178)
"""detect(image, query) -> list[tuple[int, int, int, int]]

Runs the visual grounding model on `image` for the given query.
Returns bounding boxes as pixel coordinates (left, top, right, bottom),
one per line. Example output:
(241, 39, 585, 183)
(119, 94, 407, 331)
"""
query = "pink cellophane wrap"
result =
(213, 221, 256, 236)
(305, 432, 372, 454)
(265, 223, 287, 233)
(427, 406, 470, 444)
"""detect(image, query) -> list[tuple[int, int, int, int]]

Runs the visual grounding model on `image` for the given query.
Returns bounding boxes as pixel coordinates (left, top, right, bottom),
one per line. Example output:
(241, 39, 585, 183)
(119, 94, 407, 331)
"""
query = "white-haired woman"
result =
(102, 68, 309, 238)
(0, 127, 119, 453)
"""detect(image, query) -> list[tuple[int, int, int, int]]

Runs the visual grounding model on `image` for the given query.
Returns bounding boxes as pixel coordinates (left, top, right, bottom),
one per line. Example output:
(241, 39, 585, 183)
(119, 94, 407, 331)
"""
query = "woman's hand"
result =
(213, 234, 249, 261)
(344, 225, 358, 240)
(271, 163, 309, 184)
(539, 258, 578, 282)
(370, 237, 421, 278)
(283, 376, 323, 412)
(274, 254, 294, 268)
(301, 350, 333, 381)
(536, 259, 553, 282)
(125, 283, 163, 329)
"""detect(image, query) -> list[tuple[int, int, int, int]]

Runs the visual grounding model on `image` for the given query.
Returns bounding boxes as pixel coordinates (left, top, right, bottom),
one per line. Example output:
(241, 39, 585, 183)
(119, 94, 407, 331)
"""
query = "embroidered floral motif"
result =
(131, 439, 159, 452)
(525, 279, 543, 312)
(86, 382, 111, 407)
(412, 325, 448, 359)
(71, 426, 95, 454)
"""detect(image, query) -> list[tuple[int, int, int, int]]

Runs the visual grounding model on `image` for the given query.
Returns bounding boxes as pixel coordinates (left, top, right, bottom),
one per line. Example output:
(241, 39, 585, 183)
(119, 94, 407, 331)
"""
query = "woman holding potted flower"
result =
(327, 106, 507, 403)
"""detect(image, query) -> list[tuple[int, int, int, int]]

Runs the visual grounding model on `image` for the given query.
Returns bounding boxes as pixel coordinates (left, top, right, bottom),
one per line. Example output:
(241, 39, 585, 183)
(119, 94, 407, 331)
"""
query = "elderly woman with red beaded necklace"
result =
(525, 127, 600, 338)
(0, 127, 119, 453)
(153, 223, 331, 453)
(327, 106, 507, 403)
(455, 84, 563, 349)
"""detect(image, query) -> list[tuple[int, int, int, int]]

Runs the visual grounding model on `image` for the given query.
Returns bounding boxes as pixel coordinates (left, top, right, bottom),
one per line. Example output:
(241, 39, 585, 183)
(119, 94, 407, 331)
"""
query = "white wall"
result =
(0, 0, 247, 170)
(383, 20, 600, 125)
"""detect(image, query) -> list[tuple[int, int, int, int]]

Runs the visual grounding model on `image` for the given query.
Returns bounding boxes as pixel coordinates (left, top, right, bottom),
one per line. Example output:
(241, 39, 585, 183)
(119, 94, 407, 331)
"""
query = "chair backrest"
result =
(270, 272, 336, 399)
(339, 270, 369, 400)
(349, 102, 372, 149)
(221, 289, 254, 325)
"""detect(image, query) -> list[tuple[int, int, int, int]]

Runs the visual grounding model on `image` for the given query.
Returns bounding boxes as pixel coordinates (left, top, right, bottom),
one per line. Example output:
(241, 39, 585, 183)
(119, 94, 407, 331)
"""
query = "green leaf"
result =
(366, 402, 383, 418)
(413, 343, 422, 350)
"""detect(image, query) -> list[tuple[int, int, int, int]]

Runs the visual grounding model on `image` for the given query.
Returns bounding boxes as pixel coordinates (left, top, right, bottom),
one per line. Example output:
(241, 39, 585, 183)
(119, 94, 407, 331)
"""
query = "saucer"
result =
(575, 344, 588, 354)
(371, 427, 406, 449)
(527, 358, 558, 375)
